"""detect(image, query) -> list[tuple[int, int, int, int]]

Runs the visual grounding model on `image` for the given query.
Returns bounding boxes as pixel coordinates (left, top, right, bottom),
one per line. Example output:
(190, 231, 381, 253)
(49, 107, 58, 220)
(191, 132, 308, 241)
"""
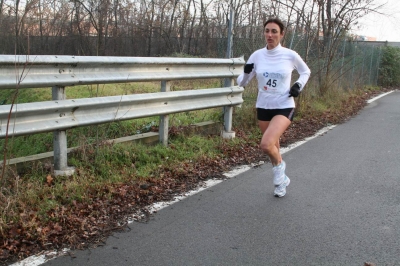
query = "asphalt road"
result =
(44, 91, 400, 266)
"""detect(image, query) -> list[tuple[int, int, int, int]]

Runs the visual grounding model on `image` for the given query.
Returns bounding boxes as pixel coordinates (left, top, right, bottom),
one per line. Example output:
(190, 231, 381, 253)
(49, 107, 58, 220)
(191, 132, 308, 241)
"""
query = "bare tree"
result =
(0, 0, 4, 17)
(0, 0, 387, 61)
(315, 0, 384, 93)
(70, 0, 111, 56)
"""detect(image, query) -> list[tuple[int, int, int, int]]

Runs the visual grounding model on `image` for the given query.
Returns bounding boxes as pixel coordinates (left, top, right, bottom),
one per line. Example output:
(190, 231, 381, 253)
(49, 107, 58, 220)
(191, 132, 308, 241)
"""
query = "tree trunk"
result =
(15, 0, 20, 53)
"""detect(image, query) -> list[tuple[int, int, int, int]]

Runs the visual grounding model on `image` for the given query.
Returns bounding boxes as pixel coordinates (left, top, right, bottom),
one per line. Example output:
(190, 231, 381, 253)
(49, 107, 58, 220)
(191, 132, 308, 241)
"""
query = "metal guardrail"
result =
(0, 55, 243, 89)
(0, 55, 245, 176)
(0, 87, 243, 137)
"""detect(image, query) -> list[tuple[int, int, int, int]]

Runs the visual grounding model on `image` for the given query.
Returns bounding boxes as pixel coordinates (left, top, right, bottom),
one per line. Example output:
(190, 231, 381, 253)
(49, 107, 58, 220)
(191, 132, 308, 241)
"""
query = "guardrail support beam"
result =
(222, 78, 236, 139)
(159, 80, 170, 146)
(52, 85, 75, 176)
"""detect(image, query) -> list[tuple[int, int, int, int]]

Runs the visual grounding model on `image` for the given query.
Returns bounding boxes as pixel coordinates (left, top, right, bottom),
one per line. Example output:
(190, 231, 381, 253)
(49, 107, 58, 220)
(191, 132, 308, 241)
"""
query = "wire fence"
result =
(0, 32, 386, 95)
(0, 34, 387, 102)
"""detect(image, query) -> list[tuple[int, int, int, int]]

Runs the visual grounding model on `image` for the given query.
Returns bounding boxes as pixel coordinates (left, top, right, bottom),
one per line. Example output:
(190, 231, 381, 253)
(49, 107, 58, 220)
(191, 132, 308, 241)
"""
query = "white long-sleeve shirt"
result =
(237, 44, 311, 109)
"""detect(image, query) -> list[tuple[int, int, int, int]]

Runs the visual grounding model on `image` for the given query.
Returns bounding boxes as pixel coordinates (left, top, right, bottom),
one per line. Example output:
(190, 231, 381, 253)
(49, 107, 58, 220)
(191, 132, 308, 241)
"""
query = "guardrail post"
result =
(222, 78, 235, 139)
(52, 86, 75, 176)
(159, 80, 170, 146)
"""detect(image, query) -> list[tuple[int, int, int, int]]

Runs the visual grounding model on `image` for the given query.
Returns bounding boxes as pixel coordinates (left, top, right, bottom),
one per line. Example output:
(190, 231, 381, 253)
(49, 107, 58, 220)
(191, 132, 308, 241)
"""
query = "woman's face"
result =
(264, 22, 284, 50)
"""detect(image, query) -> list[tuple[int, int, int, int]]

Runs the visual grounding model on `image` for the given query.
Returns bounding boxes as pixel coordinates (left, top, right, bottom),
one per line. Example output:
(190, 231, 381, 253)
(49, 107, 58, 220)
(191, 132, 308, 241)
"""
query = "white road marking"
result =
(10, 249, 68, 266)
(367, 90, 394, 103)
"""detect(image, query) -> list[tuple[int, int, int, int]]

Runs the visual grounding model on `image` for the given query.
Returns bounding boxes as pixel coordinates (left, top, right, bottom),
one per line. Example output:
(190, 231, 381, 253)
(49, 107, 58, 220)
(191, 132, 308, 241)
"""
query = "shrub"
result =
(379, 46, 400, 87)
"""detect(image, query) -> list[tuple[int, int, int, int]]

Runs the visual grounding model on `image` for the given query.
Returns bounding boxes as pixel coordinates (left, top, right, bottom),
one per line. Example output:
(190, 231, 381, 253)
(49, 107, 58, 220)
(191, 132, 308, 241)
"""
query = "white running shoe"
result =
(274, 175, 290, 197)
(273, 160, 286, 186)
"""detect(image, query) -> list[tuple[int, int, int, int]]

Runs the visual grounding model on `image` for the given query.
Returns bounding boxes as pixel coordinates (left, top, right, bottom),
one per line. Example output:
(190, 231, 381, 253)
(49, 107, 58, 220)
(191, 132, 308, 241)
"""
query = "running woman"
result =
(237, 17, 311, 197)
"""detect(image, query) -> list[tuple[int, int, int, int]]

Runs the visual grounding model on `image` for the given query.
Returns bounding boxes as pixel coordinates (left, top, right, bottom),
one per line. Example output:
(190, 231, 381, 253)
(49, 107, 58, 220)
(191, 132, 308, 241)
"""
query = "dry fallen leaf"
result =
(54, 223, 62, 232)
(46, 175, 53, 185)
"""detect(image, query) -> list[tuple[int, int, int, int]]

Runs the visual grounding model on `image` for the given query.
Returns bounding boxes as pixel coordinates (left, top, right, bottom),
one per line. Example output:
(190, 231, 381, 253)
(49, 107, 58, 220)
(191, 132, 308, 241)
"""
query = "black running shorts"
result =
(257, 108, 295, 121)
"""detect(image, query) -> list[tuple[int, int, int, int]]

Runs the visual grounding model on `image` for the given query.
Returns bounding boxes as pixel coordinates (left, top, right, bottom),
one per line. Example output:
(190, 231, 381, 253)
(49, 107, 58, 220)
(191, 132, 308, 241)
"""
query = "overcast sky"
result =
(354, 0, 400, 42)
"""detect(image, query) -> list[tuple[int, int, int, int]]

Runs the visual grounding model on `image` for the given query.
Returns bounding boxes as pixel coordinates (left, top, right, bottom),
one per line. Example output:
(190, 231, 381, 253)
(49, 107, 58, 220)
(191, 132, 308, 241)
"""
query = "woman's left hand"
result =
(289, 82, 301, 97)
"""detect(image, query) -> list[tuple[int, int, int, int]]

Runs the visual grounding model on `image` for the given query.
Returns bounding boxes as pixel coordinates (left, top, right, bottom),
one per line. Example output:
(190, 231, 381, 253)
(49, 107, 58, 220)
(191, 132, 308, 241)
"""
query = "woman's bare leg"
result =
(258, 120, 280, 155)
(258, 115, 291, 165)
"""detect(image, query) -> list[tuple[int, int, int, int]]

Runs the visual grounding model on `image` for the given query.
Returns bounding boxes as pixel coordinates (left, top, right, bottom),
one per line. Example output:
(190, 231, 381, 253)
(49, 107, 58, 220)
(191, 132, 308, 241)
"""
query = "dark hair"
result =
(263, 18, 285, 33)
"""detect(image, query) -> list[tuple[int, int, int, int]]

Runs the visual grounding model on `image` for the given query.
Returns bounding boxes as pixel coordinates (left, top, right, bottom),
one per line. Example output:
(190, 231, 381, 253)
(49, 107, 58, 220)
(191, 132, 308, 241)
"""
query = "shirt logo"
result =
(263, 72, 269, 78)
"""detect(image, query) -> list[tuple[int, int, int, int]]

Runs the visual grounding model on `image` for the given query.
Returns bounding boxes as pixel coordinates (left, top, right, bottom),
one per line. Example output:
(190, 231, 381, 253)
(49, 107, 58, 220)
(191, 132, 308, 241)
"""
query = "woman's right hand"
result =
(244, 63, 254, 74)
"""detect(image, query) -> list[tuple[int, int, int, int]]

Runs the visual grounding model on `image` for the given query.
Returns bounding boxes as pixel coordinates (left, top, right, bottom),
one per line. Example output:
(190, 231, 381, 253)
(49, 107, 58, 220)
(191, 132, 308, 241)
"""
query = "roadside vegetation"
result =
(378, 46, 400, 87)
(0, 72, 392, 264)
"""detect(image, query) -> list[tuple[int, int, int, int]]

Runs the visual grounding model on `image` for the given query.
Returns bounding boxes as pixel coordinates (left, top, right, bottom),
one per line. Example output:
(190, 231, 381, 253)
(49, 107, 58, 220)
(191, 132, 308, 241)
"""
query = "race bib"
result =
(257, 71, 287, 95)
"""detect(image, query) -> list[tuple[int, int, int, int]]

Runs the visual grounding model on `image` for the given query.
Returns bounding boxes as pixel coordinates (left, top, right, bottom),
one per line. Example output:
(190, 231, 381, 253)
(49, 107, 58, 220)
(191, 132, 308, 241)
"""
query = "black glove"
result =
(244, 63, 254, 74)
(289, 82, 301, 97)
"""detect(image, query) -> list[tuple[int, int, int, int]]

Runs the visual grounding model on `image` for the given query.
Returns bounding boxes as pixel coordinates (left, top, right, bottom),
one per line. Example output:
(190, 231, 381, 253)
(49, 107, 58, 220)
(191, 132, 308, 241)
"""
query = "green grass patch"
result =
(0, 78, 224, 158)
(0, 79, 222, 104)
